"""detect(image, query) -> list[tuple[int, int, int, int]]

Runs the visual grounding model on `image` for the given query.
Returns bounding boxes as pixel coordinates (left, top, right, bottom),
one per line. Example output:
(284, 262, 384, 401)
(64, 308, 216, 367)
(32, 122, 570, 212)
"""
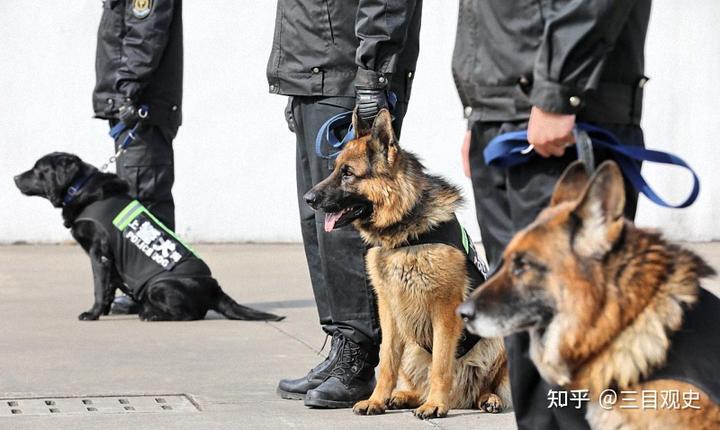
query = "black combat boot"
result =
(303, 334, 378, 408)
(110, 294, 141, 315)
(277, 335, 341, 400)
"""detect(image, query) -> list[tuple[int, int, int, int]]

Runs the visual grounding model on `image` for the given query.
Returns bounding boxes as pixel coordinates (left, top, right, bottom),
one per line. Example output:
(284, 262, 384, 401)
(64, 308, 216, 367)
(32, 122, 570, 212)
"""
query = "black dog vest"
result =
(647, 288, 720, 404)
(403, 215, 489, 358)
(74, 197, 211, 300)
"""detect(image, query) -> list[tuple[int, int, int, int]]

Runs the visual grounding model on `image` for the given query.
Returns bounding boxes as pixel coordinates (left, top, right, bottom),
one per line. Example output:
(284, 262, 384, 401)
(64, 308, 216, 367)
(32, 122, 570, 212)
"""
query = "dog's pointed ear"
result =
(352, 107, 372, 138)
(571, 161, 626, 258)
(550, 161, 591, 206)
(370, 109, 399, 166)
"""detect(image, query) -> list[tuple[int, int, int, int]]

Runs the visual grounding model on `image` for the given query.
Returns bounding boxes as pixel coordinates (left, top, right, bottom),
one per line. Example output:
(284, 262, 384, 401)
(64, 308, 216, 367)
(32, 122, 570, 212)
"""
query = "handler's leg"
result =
(114, 124, 177, 228)
(277, 97, 347, 400)
(467, 121, 517, 271)
(110, 123, 177, 315)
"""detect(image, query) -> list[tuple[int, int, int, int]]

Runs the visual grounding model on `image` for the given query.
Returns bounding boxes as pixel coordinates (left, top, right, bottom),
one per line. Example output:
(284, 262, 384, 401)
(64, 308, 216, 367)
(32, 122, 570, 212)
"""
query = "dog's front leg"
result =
(78, 249, 114, 321)
(415, 303, 463, 419)
(353, 294, 404, 416)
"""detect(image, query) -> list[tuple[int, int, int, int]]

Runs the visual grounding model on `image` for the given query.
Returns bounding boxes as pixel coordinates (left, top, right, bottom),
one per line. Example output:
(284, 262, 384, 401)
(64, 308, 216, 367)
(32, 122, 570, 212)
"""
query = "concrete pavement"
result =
(1, 243, 719, 430)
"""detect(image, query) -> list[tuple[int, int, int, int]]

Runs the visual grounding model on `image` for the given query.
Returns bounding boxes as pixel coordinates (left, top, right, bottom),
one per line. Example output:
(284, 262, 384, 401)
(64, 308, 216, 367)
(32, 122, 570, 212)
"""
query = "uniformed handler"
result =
(452, 1, 651, 429)
(92, 0, 183, 314)
(267, 0, 422, 408)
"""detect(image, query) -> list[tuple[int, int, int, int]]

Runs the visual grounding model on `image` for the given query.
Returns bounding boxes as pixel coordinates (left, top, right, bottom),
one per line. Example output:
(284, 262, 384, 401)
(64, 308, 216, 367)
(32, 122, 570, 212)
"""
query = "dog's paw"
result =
(479, 393, 504, 413)
(353, 399, 386, 416)
(78, 311, 100, 321)
(414, 401, 449, 419)
(388, 390, 422, 410)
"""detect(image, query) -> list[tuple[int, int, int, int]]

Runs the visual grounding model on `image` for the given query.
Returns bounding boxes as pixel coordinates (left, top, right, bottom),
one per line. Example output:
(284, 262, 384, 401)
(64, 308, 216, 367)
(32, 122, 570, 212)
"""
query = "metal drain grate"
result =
(0, 394, 200, 417)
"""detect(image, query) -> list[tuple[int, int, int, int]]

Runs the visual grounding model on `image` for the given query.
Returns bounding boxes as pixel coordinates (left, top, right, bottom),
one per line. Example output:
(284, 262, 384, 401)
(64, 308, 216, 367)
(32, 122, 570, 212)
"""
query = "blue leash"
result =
(315, 93, 398, 159)
(483, 122, 700, 209)
(109, 105, 149, 150)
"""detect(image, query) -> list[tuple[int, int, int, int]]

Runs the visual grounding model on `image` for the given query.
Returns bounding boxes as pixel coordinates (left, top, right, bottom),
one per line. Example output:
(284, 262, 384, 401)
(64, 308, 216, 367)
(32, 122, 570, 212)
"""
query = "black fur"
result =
(15, 152, 284, 322)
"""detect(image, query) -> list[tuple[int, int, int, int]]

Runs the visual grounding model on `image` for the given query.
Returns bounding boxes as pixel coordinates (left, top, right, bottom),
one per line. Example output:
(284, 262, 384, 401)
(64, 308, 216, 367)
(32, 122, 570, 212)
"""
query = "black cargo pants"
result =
(112, 121, 177, 230)
(468, 120, 645, 430)
(290, 96, 408, 353)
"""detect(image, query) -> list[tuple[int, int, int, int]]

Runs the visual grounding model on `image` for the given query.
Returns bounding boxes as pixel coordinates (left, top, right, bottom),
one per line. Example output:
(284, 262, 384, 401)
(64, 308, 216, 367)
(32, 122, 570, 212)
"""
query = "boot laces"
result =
(328, 336, 364, 381)
(309, 334, 337, 373)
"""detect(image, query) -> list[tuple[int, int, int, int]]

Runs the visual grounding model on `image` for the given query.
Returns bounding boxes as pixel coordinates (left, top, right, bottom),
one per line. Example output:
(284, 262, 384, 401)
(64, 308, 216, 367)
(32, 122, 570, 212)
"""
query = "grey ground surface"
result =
(1, 243, 719, 430)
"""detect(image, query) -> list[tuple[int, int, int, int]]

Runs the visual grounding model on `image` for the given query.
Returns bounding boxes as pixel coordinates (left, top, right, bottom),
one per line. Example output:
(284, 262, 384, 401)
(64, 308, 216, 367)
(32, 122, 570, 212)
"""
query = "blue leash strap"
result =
(315, 92, 398, 160)
(108, 105, 149, 149)
(483, 122, 700, 209)
(315, 111, 355, 160)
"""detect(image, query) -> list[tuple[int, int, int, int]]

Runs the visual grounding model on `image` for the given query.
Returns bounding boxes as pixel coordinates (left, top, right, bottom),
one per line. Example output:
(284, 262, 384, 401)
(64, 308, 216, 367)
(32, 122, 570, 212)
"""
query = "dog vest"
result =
(404, 215, 489, 358)
(74, 197, 211, 300)
(646, 287, 720, 404)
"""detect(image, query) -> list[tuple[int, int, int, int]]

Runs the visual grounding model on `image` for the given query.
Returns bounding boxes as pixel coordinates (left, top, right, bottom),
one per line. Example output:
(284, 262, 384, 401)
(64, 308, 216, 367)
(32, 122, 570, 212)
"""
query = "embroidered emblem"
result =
(132, 0, 152, 19)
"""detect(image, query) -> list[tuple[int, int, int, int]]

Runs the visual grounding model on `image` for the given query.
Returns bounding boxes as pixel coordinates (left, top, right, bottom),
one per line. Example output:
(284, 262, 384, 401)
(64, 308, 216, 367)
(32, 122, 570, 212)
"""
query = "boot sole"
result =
(276, 387, 306, 401)
(303, 397, 356, 409)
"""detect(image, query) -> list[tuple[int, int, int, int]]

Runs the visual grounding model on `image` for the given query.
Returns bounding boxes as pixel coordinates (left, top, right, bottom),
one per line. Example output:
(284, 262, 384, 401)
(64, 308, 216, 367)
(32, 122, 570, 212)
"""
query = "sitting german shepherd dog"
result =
(305, 109, 511, 419)
(15, 152, 284, 323)
(459, 161, 720, 429)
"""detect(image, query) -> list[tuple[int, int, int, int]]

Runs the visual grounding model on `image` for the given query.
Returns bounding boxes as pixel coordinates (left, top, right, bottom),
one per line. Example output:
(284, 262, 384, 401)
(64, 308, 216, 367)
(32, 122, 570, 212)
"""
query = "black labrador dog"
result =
(14, 152, 284, 322)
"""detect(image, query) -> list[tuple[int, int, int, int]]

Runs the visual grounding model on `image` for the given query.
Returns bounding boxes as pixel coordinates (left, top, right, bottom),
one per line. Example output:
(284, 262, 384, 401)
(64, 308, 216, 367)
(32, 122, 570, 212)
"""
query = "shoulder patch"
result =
(132, 0, 152, 19)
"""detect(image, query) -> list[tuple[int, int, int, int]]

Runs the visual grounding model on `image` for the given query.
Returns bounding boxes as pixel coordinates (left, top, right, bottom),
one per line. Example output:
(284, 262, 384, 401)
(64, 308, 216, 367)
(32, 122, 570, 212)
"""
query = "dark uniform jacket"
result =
(452, 0, 651, 125)
(266, 0, 422, 103)
(75, 197, 210, 300)
(93, 0, 183, 127)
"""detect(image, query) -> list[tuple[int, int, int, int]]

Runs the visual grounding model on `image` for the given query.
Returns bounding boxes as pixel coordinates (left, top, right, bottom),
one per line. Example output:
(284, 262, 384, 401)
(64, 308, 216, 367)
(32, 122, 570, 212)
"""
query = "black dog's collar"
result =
(62, 173, 96, 206)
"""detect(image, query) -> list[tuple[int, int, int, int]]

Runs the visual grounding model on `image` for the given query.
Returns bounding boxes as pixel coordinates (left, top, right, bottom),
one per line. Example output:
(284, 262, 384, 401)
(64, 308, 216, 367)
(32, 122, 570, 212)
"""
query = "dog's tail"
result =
(214, 292, 285, 322)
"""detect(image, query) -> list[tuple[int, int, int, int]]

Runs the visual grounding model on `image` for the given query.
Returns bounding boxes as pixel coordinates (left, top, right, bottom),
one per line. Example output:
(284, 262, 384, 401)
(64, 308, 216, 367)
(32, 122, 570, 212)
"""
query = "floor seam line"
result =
(266, 322, 325, 357)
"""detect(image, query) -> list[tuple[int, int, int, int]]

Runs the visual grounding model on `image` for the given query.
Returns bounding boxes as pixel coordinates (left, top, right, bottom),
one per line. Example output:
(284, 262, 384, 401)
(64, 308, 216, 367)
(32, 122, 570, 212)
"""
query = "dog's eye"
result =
(511, 256, 529, 277)
(341, 166, 354, 178)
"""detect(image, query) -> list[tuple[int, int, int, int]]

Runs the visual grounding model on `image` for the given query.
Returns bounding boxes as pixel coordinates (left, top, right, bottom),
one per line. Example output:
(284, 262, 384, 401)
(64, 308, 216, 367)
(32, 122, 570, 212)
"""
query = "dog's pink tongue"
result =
(324, 212, 344, 232)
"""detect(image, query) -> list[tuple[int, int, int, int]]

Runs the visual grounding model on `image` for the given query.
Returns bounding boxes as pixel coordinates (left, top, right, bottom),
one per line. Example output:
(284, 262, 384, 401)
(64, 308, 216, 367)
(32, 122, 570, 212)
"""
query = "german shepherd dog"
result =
(14, 152, 284, 323)
(305, 109, 511, 419)
(459, 160, 720, 429)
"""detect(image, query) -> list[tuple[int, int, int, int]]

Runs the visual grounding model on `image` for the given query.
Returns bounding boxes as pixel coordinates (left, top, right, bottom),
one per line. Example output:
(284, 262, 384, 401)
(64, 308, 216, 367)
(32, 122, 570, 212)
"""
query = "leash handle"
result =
(315, 111, 355, 160)
(483, 123, 700, 209)
(104, 105, 149, 170)
(315, 92, 398, 160)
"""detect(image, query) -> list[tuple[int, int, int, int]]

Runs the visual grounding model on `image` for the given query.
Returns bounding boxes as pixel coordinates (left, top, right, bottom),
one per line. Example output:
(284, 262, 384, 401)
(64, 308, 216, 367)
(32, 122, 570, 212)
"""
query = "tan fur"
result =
(355, 245, 510, 417)
(317, 110, 511, 418)
(467, 161, 720, 429)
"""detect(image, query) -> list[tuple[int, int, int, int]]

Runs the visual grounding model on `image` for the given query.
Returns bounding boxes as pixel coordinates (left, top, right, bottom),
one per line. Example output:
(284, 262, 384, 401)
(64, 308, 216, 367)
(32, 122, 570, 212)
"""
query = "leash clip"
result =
(100, 147, 126, 173)
(573, 128, 595, 173)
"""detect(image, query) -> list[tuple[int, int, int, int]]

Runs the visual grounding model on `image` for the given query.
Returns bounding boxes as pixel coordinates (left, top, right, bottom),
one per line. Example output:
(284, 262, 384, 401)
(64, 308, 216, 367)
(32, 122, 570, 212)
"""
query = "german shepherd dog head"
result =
(458, 161, 716, 390)
(305, 109, 463, 247)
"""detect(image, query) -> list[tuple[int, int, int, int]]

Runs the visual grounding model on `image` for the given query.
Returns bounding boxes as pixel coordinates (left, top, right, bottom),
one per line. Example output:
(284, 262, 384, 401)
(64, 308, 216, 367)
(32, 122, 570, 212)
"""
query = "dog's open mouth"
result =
(324, 204, 369, 232)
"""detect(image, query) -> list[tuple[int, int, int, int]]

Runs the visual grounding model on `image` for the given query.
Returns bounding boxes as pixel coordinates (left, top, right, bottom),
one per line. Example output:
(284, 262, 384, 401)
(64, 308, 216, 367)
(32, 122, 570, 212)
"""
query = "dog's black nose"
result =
(456, 301, 476, 322)
(13, 175, 21, 186)
(304, 190, 321, 208)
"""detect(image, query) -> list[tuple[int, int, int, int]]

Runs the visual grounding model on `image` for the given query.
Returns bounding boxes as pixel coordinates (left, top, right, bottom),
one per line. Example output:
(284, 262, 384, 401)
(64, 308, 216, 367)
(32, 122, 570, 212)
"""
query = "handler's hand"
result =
(461, 130, 471, 178)
(527, 106, 576, 158)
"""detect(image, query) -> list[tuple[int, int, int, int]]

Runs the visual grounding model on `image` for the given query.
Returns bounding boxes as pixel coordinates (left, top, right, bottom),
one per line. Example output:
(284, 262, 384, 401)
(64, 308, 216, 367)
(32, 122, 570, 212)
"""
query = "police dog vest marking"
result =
(113, 201, 192, 270)
(132, 0, 152, 19)
(75, 197, 210, 300)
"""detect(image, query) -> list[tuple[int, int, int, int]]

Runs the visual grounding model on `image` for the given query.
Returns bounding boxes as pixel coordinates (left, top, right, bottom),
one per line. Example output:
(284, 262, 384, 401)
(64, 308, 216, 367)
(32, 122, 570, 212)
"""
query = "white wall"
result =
(1, 0, 718, 244)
